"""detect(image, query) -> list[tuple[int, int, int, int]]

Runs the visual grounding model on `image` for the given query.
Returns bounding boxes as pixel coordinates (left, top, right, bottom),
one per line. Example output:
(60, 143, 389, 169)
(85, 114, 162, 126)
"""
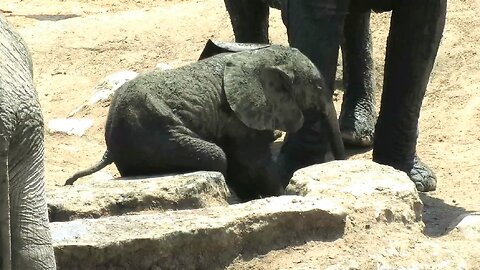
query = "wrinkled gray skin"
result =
(224, 0, 447, 192)
(65, 44, 345, 201)
(0, 14, 56, 270)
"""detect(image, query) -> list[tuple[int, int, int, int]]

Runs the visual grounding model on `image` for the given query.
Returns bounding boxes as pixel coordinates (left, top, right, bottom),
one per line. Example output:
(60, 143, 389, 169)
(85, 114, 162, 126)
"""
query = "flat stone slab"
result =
(47, 171, 231, 221)
(287, 160, 424, 226)
(51, 196, 346, 270)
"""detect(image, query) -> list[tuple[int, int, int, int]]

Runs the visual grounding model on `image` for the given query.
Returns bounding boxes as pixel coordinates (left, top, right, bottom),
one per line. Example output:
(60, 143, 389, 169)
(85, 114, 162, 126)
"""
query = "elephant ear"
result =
(198, 39, 270, 60)
(224, 62, 304, 132)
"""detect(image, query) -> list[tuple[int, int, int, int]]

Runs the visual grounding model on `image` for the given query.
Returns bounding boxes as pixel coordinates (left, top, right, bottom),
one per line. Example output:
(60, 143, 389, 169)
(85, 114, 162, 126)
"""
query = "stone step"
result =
(287, 160, 424, 226)
(51, 196, 346, 270)
(47, 171, 231, 222)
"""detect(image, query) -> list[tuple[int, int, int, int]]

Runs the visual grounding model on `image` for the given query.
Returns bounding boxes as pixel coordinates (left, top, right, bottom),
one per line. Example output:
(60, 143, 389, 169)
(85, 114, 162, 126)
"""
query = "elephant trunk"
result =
(321, 102, 346, 160)
(294, 80, 345, 161)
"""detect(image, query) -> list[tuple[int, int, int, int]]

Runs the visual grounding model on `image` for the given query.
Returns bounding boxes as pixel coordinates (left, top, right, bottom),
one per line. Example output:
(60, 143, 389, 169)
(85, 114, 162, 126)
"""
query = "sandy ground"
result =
(2, 0, 480, 268)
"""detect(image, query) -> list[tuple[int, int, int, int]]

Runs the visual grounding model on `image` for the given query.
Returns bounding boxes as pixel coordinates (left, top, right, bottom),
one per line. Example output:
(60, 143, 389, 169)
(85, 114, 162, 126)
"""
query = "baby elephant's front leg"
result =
(227, 158, 285, 202)
(224, 136, 285, 201)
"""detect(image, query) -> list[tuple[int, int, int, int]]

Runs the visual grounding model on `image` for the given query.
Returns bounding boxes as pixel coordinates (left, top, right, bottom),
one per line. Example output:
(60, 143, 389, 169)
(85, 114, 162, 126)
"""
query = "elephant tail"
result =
(64, 151, 113, 186)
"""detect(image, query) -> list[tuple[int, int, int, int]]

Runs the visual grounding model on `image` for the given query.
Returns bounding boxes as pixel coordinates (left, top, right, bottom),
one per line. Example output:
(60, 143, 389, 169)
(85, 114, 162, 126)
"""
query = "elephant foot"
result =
(408, 156, 437, 192)
(339, 102, 376, 147)
(374, 154, 437, 192)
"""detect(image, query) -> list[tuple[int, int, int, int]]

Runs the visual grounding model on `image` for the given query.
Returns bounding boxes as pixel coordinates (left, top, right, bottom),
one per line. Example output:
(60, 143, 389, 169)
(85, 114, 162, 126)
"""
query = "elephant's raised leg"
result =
(339, 7, 376, 147)
(224, 0, 270, 43)
(372, 0, 447, 191)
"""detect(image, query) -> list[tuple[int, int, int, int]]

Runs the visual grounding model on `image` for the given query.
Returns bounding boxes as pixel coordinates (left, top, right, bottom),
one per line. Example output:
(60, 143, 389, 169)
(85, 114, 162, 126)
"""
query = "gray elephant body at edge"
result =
(65, 44, 345, 201)
(0, 14, 56, 270)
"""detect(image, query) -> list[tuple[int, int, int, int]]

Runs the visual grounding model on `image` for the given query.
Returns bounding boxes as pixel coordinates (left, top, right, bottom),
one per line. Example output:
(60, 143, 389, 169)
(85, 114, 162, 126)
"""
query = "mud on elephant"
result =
(0, 13, 56, 270)
(65, 42, 345, 201)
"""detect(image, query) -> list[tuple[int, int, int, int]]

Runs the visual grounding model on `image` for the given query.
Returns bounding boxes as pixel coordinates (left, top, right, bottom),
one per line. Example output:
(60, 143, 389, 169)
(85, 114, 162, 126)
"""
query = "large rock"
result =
(47, 171, 231, 221)
(287, 160, 424, 227)
(49, 161, 428, 269)
(51, 196, 347, 270)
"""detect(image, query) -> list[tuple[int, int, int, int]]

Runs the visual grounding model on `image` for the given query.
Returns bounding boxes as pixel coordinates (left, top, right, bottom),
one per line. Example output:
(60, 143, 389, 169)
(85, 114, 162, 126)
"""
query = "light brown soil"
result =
(2, 0, 480, 268)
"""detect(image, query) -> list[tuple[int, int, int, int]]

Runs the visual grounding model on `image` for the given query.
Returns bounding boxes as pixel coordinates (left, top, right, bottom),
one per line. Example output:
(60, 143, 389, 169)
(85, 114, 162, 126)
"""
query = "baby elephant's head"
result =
(224, 46, 345, 161)
(224, 47, 330, 135)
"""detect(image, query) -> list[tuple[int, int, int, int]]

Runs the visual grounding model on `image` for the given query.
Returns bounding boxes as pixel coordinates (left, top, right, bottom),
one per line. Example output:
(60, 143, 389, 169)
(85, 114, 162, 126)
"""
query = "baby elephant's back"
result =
(106, 59, 230, 143)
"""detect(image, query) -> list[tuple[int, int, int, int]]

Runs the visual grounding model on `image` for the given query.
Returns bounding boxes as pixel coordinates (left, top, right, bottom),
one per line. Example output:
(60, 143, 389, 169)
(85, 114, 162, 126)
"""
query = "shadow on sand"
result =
(6, 13, 80, 21)
(420, 193, 473, 237)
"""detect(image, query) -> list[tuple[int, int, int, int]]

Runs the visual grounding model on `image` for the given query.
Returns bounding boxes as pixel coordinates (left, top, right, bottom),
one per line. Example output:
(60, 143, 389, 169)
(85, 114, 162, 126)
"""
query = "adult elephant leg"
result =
(339, 6, 376, 147)
(373, 0, 447, 191)
(0, 138, 12, 270)
(283, 0, 349, 95)
(279, 0, 348, 175)
(224, 0, 269, 43)
(10, 125, 56, 269)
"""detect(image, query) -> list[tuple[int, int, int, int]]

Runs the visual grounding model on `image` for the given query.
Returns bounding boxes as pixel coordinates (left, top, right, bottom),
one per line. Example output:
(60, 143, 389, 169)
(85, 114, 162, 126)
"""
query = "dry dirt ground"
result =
(2, 0, 480, 268)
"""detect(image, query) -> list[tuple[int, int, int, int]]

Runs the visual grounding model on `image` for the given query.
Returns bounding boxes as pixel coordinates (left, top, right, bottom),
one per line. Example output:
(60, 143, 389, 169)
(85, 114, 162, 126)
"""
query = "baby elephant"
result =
(65, 42, 345, 201)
